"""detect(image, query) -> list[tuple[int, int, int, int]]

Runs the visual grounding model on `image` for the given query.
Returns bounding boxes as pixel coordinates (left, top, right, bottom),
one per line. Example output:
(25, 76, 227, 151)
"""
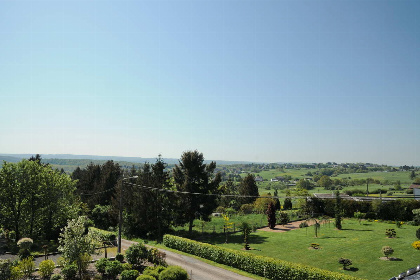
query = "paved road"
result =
(121, 239, 254, 280)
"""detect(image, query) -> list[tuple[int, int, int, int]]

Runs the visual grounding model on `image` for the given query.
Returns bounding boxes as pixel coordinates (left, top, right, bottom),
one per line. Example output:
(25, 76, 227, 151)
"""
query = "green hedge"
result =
(163, 235, 363, 280)
(89, 227, 116, 242)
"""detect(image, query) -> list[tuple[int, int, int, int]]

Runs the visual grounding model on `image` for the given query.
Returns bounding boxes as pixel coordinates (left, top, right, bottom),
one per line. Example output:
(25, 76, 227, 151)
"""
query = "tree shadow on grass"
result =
(347, 267, 359, 272)
(341, 229, 373, 232)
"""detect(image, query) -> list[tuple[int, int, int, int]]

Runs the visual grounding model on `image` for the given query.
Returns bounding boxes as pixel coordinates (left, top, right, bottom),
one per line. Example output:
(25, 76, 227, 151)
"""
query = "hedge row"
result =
(89, 227, 116, 242)
(163, 235, 363, 280)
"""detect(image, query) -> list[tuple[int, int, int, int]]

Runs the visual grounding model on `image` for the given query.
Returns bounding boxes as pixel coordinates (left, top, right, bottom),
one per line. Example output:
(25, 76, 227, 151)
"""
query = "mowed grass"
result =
(194, 219, 420, 280)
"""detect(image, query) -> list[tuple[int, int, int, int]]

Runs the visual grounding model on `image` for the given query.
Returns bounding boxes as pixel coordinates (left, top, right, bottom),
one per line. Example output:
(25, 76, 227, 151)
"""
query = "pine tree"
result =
(267, 202, 276, 229)
(238, 174, 259, 205)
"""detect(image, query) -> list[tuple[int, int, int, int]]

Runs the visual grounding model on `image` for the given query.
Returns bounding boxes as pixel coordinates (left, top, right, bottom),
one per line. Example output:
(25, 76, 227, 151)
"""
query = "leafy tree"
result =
(296, 179, 313, 190)
(382, 246, 394, 259)
(173, 150, 221, 234)
(222, 214, 233, 243)
(238, 174, 259, 204)
(278, 211, 290, 226)
(58, 216, 100, 279)
(0, 160, 79, 241)
(267, 202, 276, 229)
(253, 196, 275, 214)
(318, 175, 333, 190)
(338, 258, 352, 270)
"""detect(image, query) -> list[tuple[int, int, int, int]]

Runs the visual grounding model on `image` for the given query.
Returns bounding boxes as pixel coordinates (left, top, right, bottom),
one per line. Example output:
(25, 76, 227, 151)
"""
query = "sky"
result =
(0, 0, 419, 165)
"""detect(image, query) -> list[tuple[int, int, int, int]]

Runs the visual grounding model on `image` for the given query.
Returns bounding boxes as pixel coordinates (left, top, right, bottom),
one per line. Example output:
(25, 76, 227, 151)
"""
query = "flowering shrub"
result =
(17, 238, 33, 250)
(412, 241, 420, 250)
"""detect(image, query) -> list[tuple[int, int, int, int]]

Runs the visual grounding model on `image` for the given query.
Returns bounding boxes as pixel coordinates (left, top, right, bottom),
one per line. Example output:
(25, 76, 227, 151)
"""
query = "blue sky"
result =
(1, 0, 419, 165)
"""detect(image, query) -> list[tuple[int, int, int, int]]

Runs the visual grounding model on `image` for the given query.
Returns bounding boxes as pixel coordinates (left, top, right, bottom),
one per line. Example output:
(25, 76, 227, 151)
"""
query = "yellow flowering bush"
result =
(412, 241, 420, 250)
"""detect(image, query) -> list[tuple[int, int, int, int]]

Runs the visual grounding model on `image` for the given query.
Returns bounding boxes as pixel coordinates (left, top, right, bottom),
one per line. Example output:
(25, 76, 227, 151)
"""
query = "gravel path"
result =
(121, 239, 254, 280)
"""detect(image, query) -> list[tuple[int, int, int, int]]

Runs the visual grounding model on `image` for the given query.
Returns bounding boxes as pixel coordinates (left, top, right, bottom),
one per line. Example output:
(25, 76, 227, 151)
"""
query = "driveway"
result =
(121, 239, 255, 280)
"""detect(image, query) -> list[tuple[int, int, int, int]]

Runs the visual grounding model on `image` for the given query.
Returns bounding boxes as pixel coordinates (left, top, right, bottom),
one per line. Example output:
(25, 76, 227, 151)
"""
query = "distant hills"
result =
(0, 153, 253, 170)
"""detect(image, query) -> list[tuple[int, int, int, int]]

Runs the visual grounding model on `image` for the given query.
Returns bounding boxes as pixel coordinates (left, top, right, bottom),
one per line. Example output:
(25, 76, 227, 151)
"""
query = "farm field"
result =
(191, 219, 420, 280)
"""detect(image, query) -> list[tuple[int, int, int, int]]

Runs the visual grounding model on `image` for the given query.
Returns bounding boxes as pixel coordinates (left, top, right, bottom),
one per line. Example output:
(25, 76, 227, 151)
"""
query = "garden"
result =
(175, 218, 420, 280)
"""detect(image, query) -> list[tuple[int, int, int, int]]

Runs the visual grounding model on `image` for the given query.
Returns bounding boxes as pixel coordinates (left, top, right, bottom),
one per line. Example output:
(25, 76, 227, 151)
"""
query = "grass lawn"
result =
(191, 219, 420, 280)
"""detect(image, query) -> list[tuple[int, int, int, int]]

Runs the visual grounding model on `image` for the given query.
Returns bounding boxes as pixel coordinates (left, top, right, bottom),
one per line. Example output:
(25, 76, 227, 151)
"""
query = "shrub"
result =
(137, 275, 156, 280)
(38, 259, 55, 279)
(381, 246, 394, 259)
(89, 227, 117, 242)
(338, 258, 352, 270)
(416, 228, 420, 239)
(10, 266, 23, 280)
(239, 204, 254, 214)
(395, 221, 403, 228)
(310, 243, 320, 249)
(18, 248, 31, 260)
(95, 258, 109, 274)
(105, 261, 123, 279)
(61, 264, 77, 280)
(159, 266, 188, 280)
(120, 269, 140, 280)
(143, 267, 159, 279)
(17, 257, 35, 279)
(0, 259, 12, 280)
(163, 234, 361, 280)
(126, 243, 148, 267)
(122, 262, 133, 271)
(299, 221, 308, 228)
(412, 240, 420, 250)
(147, 248, 167, 266)
(17, 238, 33, 250)
(116, 253, 124, 263)
(50, 274, 63, 280)
(385, 229, 396, 238)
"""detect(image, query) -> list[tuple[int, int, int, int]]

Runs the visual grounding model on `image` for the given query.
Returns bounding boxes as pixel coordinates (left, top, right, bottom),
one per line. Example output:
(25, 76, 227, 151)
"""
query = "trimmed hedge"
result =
(163, 234, 363, 280)
(89, 227, 116, 242)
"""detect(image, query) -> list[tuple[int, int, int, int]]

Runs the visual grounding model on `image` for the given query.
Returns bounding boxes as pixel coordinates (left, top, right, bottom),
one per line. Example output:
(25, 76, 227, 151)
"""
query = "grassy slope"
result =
(192, 219, 419, 280)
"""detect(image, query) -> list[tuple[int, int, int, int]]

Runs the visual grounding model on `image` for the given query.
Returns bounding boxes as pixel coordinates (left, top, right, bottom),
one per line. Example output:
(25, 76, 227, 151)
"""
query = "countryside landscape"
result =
(1, 0, 419, 279)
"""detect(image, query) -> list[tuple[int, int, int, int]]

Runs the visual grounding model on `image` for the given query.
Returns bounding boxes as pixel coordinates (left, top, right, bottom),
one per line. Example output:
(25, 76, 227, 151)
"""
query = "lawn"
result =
(191, 219, 420, 280)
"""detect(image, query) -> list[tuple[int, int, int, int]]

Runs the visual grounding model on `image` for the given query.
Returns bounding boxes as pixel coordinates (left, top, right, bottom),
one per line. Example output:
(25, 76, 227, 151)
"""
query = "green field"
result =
(191, 219, 420, 280)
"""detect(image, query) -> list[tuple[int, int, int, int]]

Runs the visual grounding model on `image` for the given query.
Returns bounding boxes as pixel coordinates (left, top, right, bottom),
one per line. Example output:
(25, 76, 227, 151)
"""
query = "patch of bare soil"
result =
(258, 220, 318, 232)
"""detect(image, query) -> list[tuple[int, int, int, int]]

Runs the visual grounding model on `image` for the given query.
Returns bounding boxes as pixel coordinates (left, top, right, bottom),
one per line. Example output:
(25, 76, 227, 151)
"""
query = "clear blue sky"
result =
(1, 0, 419, 165)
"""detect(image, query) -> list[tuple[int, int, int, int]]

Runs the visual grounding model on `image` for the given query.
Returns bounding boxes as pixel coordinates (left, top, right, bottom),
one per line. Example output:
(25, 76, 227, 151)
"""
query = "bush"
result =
(122, 262, 133, 271)
(18, 257, 35, 279)
(381, 246, 394, 258)
(38, 259, 55, 279)
(105, 261, 123, 279)
(159, 266, 188, 280)
(18, 248, 31, 260)
(121, 269, 140, 280)
(147, 248, 167, 266)
(0, 259, 12, 280)
(239, 204, 254, 214)
(163, 234, 361, 280)
(17, 238, 33, 250)
(126, 243, 148, 267)
(412, 240, 420, 250)
(116, 253, 124, 262)
(10, 266, 23, 280)
(95, 258, 109, 274)
(385, 229, 396, 238)
(299, 221, 308, 228)
(61, 264, 77, 280)
(338, 258, 352, 270)
(143, 267, 159, 279)
(50, 274, 63, 280)
(416, 228, 420, 239)
(137, 276, 156, 280)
